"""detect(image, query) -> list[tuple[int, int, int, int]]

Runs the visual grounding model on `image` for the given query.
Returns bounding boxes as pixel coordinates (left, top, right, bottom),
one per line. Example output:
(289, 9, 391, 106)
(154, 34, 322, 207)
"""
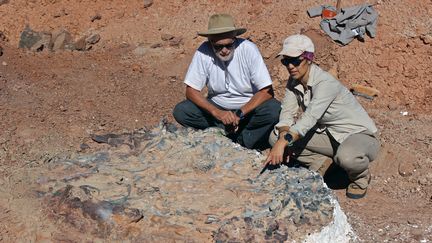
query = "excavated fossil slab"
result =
(35, 122, 354, 242)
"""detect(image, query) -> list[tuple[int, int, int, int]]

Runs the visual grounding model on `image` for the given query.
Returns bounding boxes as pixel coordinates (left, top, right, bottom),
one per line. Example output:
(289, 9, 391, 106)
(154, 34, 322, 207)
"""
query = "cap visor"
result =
(276, 49, 303, 58)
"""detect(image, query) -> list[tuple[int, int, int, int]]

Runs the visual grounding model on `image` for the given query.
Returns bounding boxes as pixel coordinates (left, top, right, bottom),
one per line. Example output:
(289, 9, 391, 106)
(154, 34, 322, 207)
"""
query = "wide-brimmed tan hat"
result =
(197, 14, 247, 37)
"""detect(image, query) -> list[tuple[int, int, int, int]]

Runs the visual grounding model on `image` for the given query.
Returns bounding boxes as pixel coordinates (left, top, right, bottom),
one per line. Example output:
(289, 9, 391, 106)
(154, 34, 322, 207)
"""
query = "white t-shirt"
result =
(184, 38, 272, 110)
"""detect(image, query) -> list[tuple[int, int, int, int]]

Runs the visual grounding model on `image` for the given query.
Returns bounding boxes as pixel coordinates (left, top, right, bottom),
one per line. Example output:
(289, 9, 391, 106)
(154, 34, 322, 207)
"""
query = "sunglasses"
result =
(211, 41, 236, 51)
(281, 56, 304, 67)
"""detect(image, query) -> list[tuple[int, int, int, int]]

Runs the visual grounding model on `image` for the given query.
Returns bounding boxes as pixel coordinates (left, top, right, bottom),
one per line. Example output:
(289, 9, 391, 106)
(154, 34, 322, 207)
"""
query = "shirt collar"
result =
(289, 64, 319, 93)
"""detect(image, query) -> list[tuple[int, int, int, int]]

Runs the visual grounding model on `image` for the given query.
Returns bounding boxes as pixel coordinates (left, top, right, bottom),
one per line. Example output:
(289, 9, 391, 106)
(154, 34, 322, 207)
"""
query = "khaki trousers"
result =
(269, 129, 380, 188)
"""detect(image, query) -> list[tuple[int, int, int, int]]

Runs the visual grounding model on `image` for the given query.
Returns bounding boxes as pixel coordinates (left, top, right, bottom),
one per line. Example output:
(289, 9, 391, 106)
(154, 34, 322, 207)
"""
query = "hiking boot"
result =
(346, 173, 372, 199)
(317, 159, 333, 177)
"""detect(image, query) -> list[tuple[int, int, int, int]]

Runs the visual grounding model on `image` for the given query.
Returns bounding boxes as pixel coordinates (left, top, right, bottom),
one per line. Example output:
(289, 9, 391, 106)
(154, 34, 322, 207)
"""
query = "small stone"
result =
(205, 215, 220, 224)
(131, 63, 142, 72)
(398, 161, 415, 177)
(0, 31, 6, 42)
(19, 26, 42, 49)
(168, 36, 182, 46)
(80, 143, 90, 151)
(2, 61, 6, 66)
(150, 43, 162, 48)
(119, 42, 129, 48)
(387, 103, 398, 110)
(53, 8, 67, 18)
(52, 29, 73, 51)
(91, 14, 102, 22)
(161, 34, 174, 41)
(418, 177, 428, 186)
(132, 46, 147, 56)
(419, 34, 432, 45)
(73, 36, 86, 51)
(143, 0, 153, 8)
(85, 33, 101, 45)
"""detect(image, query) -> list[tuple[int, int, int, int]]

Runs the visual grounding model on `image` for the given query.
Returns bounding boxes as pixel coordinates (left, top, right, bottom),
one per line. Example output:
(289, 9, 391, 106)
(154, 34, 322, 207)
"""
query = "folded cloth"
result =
(307, 4, 378, 45)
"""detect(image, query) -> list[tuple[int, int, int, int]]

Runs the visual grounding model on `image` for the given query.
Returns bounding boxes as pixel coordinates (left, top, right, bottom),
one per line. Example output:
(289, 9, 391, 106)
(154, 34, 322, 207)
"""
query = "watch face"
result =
(284, 133, 293, 142)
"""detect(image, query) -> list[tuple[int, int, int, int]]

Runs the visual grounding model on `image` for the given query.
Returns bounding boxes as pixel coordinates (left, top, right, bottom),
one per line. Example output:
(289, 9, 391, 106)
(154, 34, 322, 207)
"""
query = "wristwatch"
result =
(235, 109, 245, 120)
(284, 133, 294, 146)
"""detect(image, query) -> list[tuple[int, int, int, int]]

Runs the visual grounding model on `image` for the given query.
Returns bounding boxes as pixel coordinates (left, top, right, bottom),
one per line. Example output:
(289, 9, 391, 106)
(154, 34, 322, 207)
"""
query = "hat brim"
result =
(276, 49, 303, 58)
(197, 28, 247, 37)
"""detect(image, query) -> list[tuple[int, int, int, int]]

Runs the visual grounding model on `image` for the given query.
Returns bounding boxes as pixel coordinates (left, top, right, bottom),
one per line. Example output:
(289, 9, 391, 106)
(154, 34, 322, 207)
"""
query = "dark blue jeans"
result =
(172, 98, 281, 150)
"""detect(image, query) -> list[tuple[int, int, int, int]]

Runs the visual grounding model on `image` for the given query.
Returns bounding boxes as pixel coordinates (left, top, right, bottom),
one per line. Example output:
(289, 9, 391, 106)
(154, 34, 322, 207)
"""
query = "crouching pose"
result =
(266, 34, 380, 199)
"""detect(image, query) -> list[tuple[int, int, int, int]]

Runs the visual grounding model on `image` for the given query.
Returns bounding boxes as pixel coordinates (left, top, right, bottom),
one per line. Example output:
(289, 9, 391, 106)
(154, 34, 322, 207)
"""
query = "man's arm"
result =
(240, 85, 274, 115)
(186, 86, 238, 125)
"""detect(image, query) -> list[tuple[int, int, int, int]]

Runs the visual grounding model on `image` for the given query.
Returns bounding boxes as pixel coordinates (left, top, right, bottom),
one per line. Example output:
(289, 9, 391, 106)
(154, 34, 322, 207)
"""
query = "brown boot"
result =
(346, 173, 371, 199)
(317, 159, 333, 177)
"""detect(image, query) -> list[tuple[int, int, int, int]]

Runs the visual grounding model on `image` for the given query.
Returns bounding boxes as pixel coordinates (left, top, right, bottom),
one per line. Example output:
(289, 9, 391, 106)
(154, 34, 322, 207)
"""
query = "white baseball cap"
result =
(277, 34, 315, 57)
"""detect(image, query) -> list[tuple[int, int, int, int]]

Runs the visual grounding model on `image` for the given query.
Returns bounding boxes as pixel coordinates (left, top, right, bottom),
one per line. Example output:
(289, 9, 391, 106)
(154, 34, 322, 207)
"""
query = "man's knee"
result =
(172, 100, 190, 125)
(256, 99, 281, 122)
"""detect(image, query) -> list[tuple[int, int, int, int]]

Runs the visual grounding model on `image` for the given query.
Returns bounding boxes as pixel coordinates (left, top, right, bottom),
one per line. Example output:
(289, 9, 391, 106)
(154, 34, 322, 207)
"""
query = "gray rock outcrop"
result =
(18, 26, 100, 52)
(35, 121, 354, 242)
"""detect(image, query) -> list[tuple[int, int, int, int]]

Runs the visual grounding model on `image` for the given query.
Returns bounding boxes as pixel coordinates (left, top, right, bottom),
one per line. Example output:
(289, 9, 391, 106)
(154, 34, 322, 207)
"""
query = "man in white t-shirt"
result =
(173, 14, 280, 149)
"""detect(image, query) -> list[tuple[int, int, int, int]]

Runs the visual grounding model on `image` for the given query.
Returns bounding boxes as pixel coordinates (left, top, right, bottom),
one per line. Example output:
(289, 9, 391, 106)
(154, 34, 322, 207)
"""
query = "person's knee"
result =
(172, 101, 188, 125)
(257, 99, 281, 122)
(267, 99, 281, 115)
(335, 149, 368, 173)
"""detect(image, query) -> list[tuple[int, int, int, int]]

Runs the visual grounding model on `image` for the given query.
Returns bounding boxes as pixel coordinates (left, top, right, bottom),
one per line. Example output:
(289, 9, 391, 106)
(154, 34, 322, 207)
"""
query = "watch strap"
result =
(235, 109, 245, 120)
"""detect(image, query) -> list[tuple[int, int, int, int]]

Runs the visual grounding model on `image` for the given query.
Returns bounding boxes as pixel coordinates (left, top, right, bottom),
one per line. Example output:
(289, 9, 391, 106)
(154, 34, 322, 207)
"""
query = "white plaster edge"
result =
(303, 196, 357, 243)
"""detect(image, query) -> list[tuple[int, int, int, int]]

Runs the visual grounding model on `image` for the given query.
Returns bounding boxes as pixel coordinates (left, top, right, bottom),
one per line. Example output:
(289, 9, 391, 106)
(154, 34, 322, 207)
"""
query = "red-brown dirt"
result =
(0, 0, 431, 242)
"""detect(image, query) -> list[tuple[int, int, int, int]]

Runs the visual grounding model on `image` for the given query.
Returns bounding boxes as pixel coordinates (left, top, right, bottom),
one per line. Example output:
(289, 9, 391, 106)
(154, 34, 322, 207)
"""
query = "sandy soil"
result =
(0, 0, 431, 242)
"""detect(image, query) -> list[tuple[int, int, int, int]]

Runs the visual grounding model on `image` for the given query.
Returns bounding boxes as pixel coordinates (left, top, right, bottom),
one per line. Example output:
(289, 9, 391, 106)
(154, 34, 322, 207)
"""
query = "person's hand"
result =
(212, 109, 239, 126)
(264, 139, 288, 166)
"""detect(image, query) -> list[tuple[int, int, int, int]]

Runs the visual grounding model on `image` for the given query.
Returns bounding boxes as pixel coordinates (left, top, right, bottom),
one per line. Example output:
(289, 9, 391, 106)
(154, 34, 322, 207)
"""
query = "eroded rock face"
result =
(36, 122, 348, 242)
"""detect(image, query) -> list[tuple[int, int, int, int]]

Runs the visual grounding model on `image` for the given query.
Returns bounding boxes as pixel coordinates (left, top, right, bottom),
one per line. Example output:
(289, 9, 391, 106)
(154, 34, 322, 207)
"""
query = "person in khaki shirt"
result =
(265, 34, 380, 199)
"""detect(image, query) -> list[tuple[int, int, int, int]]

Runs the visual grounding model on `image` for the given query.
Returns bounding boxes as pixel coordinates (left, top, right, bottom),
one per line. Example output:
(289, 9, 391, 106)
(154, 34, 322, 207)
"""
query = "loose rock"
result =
(398, 160, 415, 177)
(85, 33, 101, 45)
(420, 34, 432, 45)
(30, 32, 52, 52)
(161, 33, 174, 41)
(91, 14, 102, 22)
(51, 29, 73, 51)
(143, 0, 153, 8)
(19, 26, 42, 49)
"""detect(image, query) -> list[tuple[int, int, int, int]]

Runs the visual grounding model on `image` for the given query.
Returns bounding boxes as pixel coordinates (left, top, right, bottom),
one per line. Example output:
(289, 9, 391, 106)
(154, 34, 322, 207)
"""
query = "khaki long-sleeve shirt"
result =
(275, 64, 377, 143)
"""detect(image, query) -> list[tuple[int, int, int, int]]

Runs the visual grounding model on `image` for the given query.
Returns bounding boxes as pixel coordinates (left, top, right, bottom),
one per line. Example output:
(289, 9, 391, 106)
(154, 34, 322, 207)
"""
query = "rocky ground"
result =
(0, 0, 431, 242)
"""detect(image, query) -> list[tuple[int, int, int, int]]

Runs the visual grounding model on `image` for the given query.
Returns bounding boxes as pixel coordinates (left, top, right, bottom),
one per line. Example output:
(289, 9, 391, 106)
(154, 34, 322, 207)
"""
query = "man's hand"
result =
(212, 109, 240, 126)
(264, 139, 289, 166)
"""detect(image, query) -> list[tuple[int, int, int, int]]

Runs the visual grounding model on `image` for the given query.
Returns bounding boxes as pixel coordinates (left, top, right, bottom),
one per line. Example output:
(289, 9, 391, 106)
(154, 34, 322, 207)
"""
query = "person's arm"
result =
(265, 129, 300, 165)
(186, 86, 238, 125)
(275, 86, 299, 133)
(239, 85, 273, 115)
